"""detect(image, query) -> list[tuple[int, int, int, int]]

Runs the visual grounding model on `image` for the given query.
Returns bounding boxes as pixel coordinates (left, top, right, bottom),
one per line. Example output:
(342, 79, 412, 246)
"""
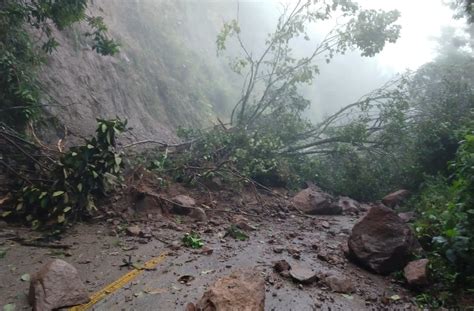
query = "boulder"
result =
(29, 259, 89, 311)
(382, 190, 410, 208)
(196, 269, 265, 311)
(336, 196, 360, 215)
(404, 259, 429, 286)
(348, 205, 421, 274)
(292, 187, 341, 215)
(324, 274, 355, 293)
(171, 195, 207, 221)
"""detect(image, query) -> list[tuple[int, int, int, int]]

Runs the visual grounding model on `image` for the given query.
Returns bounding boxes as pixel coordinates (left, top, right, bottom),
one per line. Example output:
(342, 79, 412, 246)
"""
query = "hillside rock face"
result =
(348, 205, 421, 274)
(38, 0, 247, 144)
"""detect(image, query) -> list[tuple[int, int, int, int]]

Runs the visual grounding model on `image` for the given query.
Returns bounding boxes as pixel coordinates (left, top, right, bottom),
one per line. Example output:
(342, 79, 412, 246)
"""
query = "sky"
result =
(358, 0, 464, 72)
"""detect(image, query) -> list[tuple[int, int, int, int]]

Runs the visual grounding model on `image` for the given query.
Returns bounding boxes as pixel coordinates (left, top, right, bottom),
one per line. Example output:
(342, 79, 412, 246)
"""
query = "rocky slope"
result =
(38, 0, 245, 143)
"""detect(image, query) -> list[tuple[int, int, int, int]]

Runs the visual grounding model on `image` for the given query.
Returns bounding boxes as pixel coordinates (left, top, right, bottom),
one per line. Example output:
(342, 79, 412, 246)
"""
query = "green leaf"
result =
(0, 248, 7, 259)
(1, 211, 11, 218)
(3, 303, 16, 311)
(63, 207, 72, 213)
(52, 191, 65, 197)
(57, 214, 65, 224)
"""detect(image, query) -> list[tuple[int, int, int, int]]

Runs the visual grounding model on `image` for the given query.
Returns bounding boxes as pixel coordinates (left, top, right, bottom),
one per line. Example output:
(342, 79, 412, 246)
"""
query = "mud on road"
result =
(0, 201, 417, 311)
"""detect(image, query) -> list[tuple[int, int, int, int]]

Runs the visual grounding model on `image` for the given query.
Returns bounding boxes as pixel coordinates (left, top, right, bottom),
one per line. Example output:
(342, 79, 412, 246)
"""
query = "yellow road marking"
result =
(69, 252, 168, 311)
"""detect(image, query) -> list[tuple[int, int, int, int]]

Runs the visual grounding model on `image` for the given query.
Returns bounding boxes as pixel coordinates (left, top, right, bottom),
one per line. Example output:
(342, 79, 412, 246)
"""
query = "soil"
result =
(0, 184, 417, 310)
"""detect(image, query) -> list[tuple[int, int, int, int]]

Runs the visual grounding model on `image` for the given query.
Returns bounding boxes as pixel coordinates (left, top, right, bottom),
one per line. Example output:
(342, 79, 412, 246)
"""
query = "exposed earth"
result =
(0, 183, 418, 310)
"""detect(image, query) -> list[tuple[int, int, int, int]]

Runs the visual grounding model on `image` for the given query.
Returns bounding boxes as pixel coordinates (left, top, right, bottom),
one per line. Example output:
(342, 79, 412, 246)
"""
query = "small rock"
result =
(195, 269, 265, 311)
(273, 247, 284, 254)
(29, 259, 90, 310)
(173, 195, 196, 207)
(126, 225, 141, 237)
(289, 266, 319, 284)
(404, 259, 429, 286)
(398, 212, 415, 223)
(232, 215, 257, 231)
(185, 302, 196, 311)
(321, 221, 330, 229)
(324, 274, 355, 293)
(336, 196, 361, 215)
(273, 260, 291, 273)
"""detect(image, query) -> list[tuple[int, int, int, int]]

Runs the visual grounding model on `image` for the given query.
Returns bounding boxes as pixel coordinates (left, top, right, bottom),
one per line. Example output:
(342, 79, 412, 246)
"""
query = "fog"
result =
(195, 0, 467, 121)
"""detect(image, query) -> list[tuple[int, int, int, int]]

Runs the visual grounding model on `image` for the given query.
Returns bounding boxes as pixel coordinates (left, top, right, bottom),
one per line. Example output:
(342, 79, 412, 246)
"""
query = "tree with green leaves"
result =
(0, 0, 119, 129)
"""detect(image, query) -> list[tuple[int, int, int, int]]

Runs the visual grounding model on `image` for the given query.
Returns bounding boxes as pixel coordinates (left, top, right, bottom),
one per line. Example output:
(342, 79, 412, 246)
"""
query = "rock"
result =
(404, 259, 429, 286)
(348, 205, 421, 274)
(173, 194, 196, 207)
(232, 215, 257, 231)
(382, 190, 410, 208)
(398, 212, 415, 223)
(321, 221, 330, 229)
(289, 266, 319, 284)
(336, 196, 361, 215)
(324, 274, 355, 293)
(292, 187, 341, 215)
(196, 269, 265, 311)
(185, 302, 197, 311)
(126, 225, 141, 236)
(171, 195, 207, 221)
(29, 259, 89, 311)
(273, 260, 291, 273)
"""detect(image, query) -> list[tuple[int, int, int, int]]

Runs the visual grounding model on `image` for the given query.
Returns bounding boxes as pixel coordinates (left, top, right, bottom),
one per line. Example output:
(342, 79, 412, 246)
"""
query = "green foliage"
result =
(414, 125, 474, 305)
(182, 232, 204, 249)
(3, 119, 126, 229)
(0, 0, 118, 129)
(226, 225, 249, 241)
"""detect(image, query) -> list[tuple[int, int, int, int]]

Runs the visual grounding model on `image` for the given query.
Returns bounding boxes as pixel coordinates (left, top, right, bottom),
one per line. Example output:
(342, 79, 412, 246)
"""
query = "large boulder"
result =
(404, 259, 429, 286)
(29, 259, 90, 311)
(382, 189, 410, 208)
(196, 269, 265, 311)
(348, 205, 421, 274)
(292, 187, 341, 215)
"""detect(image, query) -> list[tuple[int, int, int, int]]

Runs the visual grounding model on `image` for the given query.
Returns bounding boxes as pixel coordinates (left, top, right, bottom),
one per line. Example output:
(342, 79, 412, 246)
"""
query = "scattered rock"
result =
(336, 196, 361, 215)
(382, 190, 410, 208)
(321, 221, 330, 229)
(348, 205, 421, 274)
(404, 259, 429, 286)
(173, 195, 196, 207)
(273, 260, 291, 273)
(169, 195, 207, 221)
(126, 225, 141, 237)
(289, 266, 319, 284)
(292, 187, 341, 215)
(29, 259, 90, 311)
(287, 247, 301, 260)
(195, 269, 265, 311)
(232, 215, 257, 231)
(324, 274, 355, 293)
(398, 212, 415, 223)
